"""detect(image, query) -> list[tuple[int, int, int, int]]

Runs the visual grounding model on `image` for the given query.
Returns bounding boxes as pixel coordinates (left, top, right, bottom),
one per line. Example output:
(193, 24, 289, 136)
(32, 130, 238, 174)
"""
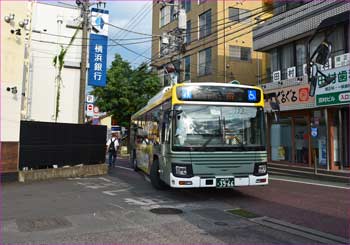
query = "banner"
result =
(315, 66, 350, 106)
(88, 8, 109, 87)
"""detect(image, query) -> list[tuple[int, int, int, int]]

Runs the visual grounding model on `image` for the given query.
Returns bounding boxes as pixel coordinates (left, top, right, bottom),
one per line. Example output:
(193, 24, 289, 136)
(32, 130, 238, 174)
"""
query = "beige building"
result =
(151, 0, 271, 86)
(1, 1, 32, 175)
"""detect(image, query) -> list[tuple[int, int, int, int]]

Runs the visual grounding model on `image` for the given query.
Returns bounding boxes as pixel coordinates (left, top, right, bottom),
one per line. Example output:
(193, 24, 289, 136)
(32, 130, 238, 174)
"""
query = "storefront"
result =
(314, 65, 350, 170)
(264, 65, 350, 171)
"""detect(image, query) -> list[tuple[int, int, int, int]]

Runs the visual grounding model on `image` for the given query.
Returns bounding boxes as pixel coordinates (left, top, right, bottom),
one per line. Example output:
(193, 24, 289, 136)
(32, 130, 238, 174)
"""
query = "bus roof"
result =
(131, 83, 263, 120)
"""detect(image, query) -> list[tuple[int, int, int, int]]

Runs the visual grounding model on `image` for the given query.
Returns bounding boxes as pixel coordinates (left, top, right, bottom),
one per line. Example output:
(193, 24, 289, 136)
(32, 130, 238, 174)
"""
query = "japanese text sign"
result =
(264, 84, 315, 111)
(88, 8, 109, 87)
(315, 66, 350, 106)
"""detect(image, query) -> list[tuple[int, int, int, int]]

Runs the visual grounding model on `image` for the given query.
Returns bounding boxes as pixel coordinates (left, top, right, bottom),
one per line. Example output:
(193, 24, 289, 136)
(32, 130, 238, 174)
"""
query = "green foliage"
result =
(52, 26, 80, 122)
(92, 54, 161, 127)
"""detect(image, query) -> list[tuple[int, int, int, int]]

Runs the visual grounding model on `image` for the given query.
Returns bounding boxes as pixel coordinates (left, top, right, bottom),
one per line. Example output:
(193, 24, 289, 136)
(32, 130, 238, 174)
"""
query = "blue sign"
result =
(88, 34, 108, 87)
(311, 127, 318, 138)
(181, 88, 192, 99)
(247, 90, 257, 102)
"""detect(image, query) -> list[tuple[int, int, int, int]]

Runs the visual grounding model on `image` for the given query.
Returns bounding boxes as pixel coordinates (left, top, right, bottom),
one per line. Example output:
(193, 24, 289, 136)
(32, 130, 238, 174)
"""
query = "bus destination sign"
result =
(176, 86, 261, 103)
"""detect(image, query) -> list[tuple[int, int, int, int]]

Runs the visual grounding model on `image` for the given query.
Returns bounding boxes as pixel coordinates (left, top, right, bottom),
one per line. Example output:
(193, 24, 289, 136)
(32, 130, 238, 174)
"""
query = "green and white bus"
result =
(130, 83, 268, 189)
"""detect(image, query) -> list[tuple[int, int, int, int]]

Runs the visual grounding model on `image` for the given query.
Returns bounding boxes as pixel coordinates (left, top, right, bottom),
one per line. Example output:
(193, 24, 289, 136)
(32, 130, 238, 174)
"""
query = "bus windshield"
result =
(173, 105, 265, 151)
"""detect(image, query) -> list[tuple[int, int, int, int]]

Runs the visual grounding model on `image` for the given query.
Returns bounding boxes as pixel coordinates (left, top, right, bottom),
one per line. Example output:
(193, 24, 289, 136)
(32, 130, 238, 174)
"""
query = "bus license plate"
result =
(216, 178, 235, 188)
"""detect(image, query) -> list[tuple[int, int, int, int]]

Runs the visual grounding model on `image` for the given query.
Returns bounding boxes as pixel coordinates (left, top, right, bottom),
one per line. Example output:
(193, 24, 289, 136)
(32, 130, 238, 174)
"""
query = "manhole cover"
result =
(150, 207, 183, 215)
(214, 221, 228, 226)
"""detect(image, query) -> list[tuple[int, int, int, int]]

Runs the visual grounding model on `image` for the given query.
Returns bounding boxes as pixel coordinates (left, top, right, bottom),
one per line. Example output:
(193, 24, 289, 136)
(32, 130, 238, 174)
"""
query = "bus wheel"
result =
(150, 159, 167, 190)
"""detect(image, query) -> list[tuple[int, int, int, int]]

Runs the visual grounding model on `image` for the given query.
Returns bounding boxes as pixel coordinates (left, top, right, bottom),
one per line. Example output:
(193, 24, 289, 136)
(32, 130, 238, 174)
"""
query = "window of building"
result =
(198, 48, 212, 76)
(184, 55, 191, 81)
(170, 0, 176, 22)
(160, 6, 170, 27)
(229, 7, 250, 23)
(241, 47, 251, 61)
(296, 40, 306, 77)
(185, 20, 191, 44)
(229, 45, 251, 61)
(328, 25, 346, 58)
(199, 9, 211, 39)
(281, 44, 294, 80)
(181, 0, 191, 12)
(273, 1, 311, 15)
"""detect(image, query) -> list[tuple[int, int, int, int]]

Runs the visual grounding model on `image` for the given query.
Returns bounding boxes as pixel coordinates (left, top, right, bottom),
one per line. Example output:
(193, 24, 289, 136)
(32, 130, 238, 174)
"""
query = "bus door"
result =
(160, 110, 171, 178)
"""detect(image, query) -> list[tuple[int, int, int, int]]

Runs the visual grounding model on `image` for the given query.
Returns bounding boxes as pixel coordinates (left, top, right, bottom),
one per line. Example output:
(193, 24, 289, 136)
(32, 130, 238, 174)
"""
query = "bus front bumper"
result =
(170, 173, 268, 188)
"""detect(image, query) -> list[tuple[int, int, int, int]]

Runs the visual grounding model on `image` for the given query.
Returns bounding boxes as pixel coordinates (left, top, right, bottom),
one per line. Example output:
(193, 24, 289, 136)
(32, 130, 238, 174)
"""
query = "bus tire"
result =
(132, 151, 138, 171)
(150, 158, 167, 190)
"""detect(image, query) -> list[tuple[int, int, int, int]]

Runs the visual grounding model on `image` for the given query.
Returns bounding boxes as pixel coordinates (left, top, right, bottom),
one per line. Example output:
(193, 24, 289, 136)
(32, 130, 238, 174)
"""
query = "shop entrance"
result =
(333, 107, 350, 169)
(270, 111, 310, 166)
(269, 111, 310, 165)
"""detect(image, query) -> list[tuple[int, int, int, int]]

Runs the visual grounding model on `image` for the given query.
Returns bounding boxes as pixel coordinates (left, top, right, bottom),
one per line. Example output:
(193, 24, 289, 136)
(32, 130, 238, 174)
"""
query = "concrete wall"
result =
(28, 3, 82, 123)
(1, 1, 29, 172)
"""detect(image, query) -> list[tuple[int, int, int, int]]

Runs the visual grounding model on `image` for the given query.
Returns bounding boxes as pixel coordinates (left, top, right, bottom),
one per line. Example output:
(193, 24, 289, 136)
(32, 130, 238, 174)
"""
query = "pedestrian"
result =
(106, 133, 119, 168)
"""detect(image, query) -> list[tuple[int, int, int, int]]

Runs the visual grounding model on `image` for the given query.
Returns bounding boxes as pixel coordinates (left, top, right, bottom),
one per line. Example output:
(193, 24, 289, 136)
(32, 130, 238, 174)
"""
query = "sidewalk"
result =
(268, 162, 350, 183)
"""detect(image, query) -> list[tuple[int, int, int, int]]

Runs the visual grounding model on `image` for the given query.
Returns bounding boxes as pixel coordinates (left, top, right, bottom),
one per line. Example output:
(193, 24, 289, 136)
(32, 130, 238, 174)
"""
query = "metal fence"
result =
(19, 121, 107, 170)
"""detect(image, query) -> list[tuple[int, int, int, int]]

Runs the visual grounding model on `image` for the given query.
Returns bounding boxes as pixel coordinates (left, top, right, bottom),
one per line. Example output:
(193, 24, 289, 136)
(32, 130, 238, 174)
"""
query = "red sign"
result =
(299, 88, 309, 102)
(87, 104, 94, 112)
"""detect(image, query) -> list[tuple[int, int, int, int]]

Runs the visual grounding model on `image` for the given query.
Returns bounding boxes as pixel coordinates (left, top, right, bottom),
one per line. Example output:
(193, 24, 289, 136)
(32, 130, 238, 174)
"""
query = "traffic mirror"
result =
(314, 41, 332, 65)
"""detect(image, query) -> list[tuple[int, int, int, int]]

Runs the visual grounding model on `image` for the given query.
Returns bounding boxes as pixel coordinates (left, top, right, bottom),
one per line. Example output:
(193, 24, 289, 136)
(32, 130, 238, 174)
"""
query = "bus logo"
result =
(247, 90, 257, 101)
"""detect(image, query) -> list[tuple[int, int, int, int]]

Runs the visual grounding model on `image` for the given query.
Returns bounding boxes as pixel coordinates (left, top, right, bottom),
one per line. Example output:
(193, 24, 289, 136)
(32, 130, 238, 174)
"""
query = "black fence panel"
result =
(19, 121, 107, 169)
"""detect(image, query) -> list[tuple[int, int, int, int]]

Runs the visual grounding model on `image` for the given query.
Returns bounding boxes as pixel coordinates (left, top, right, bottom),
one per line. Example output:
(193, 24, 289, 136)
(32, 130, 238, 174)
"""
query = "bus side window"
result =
(161, 110, 170, 143)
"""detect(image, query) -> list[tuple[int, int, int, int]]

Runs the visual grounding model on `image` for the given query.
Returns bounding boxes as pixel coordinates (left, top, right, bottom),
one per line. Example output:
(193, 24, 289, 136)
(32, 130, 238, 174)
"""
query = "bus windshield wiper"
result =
(198, 136, 215, 151)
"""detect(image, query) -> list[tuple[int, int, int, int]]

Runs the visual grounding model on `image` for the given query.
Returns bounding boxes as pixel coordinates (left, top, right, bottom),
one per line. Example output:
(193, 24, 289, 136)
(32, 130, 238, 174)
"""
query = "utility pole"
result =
(159, 1, 186, 86)
(78, 0, 89, 124)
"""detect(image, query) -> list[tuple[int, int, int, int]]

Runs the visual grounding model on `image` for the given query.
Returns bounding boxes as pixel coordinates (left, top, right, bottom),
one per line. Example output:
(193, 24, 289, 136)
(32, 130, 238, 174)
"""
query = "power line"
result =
(151, 1, 320, 66)
(31, 38, 154, 47)
(109, 2, 151, 41)
(32, 30, 156, 41)
(150, 1, 327, 83)
(105, 22, 158, 37)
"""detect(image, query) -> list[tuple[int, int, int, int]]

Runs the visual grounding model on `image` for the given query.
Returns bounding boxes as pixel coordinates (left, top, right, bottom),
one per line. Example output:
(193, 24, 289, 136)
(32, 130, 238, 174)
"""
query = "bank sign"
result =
(315, 66, 350, 106)
(88, 8, 109, 87)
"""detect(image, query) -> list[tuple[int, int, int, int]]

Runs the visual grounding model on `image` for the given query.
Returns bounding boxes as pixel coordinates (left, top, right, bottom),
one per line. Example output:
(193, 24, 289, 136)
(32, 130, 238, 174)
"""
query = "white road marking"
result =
(114, 166, 134, 171)
(98, 177, 112, 182)
(124, 197, 167, 206)
(270, 177, 350, 190)
(102, 188, 131, 196)
(108, 202, 126, 210)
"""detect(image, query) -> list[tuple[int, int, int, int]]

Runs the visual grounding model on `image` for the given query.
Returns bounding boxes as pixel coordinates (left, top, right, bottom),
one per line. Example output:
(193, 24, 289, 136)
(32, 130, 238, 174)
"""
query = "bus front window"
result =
(173, 105, 265, 151)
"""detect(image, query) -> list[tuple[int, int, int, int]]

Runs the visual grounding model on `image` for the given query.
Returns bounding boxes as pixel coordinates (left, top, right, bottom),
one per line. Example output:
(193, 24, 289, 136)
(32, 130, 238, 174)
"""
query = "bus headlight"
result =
(176, 166, 187, 176)
(172, 163, 193, 178)
(254, 162, 267, 176)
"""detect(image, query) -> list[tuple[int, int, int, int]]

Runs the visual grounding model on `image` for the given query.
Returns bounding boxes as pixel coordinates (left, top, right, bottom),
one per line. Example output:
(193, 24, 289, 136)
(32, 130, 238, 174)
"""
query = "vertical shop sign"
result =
(88, 8, 109, 87)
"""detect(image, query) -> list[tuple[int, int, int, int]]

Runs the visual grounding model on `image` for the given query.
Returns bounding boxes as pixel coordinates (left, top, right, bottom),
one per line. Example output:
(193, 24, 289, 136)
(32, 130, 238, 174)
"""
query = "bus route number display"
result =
(176, 86, 261, 103)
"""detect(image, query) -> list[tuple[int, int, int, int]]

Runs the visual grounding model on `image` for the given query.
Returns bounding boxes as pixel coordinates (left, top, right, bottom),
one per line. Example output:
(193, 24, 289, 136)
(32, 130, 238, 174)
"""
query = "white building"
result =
(25, 2, 83, 123)
(1, 1, 30, 174)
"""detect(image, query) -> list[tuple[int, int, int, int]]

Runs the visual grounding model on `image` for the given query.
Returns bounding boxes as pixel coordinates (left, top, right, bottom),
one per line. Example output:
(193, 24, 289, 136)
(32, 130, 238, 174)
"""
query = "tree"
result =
(92, 54, 160, 128)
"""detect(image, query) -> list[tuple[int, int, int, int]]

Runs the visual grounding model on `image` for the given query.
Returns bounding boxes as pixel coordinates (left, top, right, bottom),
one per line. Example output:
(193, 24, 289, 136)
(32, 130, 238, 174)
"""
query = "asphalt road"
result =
(1, 158, 349, 244)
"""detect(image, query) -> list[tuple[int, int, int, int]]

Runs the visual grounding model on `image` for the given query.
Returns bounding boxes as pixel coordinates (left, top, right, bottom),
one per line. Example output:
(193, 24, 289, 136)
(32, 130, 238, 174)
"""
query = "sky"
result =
(105, 1, 153, 68)
(45, 0, 154, 68)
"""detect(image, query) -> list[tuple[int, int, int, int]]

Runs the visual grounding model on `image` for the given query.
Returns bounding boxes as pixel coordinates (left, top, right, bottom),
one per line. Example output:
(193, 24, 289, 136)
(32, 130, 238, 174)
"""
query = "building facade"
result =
(1, 1, 31, 174)
(151, 0, 270, 87)
(253, 1, 350, 171)
(26, 2, 83, 123)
